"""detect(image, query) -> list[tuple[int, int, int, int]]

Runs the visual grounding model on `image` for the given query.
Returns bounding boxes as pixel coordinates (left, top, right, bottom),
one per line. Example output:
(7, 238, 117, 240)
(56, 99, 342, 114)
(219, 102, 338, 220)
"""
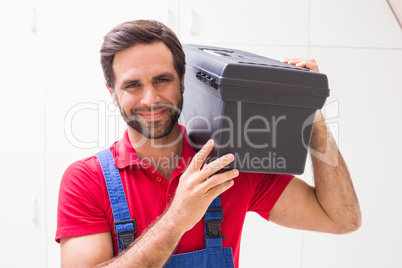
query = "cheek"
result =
(117, 92, 137, 109)
(165, 85, 182, 104)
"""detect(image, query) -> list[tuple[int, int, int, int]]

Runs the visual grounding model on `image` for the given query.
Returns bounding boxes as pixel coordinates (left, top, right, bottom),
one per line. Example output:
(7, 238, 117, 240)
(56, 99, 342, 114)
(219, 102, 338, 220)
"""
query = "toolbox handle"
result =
(201, 48, 233, 57)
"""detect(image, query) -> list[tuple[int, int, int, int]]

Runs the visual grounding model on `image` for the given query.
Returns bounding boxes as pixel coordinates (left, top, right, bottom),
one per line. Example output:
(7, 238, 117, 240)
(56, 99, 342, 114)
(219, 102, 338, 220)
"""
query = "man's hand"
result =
(284, 57, 324, 126)
(283, 58, 320, 72)
(168, 139, 239, 233)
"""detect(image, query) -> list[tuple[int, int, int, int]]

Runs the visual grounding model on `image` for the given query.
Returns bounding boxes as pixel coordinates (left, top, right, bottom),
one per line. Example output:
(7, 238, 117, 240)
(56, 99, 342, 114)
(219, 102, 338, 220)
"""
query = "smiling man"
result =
(56, 20, 361, 268)
(113, 42, 183, 140)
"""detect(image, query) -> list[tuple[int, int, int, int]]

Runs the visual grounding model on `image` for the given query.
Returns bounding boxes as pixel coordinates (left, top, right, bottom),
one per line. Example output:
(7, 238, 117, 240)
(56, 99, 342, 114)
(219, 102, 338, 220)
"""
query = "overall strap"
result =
(96, 148, 136, 253)
(203, 194, 225, 248)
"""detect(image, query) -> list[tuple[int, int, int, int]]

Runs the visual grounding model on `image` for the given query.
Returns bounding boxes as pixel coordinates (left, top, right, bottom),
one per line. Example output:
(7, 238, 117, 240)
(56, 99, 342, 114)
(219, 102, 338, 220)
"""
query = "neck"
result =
(127, 124, 183, 179)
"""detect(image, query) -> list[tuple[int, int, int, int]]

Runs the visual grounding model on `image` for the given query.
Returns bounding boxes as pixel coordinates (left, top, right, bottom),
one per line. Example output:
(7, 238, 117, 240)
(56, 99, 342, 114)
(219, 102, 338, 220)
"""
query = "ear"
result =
(105, 82, 119, 107)
(181, 77, 185, 94)
(181, 69, 185, 93)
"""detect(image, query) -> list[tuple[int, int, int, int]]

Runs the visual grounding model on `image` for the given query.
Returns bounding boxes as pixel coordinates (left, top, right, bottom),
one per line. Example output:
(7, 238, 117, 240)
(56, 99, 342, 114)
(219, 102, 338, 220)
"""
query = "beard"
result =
(118, 92, 183, 140)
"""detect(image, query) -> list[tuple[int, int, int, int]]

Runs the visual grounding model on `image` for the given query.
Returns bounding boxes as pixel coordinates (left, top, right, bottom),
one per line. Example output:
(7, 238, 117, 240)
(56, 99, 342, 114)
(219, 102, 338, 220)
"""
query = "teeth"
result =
(141, 109, 165, 117)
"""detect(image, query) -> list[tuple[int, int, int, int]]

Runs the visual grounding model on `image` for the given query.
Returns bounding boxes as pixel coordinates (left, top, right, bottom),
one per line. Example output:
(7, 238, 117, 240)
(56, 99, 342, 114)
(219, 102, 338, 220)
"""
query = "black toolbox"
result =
(179, 44, 329, 175)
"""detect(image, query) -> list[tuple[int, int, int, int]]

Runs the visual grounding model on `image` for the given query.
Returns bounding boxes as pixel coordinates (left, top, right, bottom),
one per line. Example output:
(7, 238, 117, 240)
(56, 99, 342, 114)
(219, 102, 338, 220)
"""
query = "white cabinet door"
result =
(240, 214, 303, 268)
(301, 47, 402, 268)
(0, 0, 46, 267)
(310, 0, 402, 49)
(45, 0, 180, 42)
(179, 0, 309, 47)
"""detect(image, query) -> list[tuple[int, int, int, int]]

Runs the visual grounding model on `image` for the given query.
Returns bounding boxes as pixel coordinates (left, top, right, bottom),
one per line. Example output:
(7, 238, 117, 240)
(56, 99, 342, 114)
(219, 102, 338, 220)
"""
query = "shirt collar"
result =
(114, 125, 195, 171)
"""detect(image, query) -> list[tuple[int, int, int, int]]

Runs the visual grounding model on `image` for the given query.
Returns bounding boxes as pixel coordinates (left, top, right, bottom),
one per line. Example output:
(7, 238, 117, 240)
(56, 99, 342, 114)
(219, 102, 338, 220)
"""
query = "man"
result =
(56, 20, 361, 267)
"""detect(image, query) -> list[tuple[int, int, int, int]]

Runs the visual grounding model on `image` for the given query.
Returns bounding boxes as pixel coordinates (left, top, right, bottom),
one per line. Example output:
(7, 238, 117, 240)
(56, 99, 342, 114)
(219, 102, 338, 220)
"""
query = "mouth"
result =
(138, 108, 167, 121)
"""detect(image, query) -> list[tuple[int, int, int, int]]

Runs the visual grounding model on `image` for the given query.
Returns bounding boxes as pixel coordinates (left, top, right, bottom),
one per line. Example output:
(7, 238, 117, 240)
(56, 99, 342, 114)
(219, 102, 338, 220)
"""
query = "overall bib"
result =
(96, 148, 235, 268)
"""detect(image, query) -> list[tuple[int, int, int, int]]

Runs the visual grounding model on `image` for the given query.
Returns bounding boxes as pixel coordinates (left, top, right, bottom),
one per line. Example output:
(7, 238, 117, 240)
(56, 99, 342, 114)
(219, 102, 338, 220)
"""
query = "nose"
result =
(140, 84, 161, 107)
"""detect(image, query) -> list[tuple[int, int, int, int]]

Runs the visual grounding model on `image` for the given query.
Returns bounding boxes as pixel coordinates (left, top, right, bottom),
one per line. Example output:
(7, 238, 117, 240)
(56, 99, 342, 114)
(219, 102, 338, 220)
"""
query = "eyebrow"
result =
(119, 79, 140, 88)
(119, 72, 176, 88)
(154, 72, 175, 80)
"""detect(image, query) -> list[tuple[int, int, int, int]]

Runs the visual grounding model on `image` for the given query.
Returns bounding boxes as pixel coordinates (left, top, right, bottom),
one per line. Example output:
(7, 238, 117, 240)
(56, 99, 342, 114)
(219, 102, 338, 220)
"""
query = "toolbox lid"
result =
(183, 44, 330, 109)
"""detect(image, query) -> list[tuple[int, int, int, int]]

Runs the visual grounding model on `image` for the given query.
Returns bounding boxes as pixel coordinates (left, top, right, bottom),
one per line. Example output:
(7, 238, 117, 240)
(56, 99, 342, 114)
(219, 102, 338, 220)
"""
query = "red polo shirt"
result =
(56, 125, 293, 267)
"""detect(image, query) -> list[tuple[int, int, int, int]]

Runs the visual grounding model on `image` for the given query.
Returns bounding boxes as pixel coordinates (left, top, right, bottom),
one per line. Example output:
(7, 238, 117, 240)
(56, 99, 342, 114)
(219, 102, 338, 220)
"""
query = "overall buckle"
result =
(203, 208, 226, 241)
(113, 219, 137, 250)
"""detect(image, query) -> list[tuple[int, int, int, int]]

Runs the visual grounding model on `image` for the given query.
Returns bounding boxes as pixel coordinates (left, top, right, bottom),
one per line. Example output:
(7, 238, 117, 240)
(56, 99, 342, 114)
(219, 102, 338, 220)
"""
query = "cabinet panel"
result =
(240, 213, 303, 267)
(45, 0, 179, 42)
(179, 0, 309, 46)
(310, 0, 402, 48)
(45, 40, 127, 267)
(0, 1, 46, 267)
(302, 47, 402, 268)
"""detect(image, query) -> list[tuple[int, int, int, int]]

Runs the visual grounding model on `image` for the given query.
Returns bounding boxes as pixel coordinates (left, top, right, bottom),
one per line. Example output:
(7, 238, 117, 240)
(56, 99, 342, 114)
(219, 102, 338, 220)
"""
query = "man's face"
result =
(110, 42, 183, 139)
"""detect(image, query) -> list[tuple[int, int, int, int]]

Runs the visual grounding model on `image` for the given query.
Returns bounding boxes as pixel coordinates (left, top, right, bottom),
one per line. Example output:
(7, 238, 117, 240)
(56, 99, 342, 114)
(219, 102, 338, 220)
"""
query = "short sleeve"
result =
(55, 157, 110, 243)
(247, 173, 294, 221)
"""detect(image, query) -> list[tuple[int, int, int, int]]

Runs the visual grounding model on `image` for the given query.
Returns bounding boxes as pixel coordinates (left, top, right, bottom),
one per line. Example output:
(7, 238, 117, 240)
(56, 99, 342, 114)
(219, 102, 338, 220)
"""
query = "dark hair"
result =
(100, 20, 185, 89)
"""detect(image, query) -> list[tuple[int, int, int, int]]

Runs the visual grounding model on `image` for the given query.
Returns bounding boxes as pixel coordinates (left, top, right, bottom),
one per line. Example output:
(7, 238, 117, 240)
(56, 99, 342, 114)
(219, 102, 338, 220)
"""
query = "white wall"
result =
(0, 0, 401, 267)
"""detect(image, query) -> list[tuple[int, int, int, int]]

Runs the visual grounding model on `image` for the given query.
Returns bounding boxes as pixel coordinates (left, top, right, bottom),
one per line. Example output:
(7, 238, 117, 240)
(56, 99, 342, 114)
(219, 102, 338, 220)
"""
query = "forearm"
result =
(97, 211, 184, 268)
(309, 111, 361, 233)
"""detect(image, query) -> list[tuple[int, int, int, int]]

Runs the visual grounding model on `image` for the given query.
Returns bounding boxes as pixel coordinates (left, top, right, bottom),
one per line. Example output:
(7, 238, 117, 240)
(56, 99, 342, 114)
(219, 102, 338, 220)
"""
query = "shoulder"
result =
(62, 155, 102, 182)
(237, 172, 294, 218)
(56, 154, 112, 243)
(241, 172, 294, 192)
(224, 172, 293, 194)
(59, 154, 106, 200)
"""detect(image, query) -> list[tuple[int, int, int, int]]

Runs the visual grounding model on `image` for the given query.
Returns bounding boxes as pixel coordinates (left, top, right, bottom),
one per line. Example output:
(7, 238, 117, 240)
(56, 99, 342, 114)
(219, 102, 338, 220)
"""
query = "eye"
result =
(156, 78, 169, 83)
(126, 83, 140, 89)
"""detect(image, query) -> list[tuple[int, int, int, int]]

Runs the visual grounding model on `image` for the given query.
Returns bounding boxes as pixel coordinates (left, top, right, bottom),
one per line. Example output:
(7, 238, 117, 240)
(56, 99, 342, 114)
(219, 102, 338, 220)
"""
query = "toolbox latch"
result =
(196, 71, 217, 89)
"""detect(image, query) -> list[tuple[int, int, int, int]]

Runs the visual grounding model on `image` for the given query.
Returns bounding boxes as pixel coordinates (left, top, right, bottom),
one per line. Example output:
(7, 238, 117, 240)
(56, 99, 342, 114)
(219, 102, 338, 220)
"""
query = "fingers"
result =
(200, 153, 235, 178)
(202, 169, 238, 192)
(283, 58, 319, 72)
(188, 139, 215, 172)
(184, 139, 239, 197)
(283, 58, 316, 64)
(199, 154, 238, 194)
(207, 178, 235, 200)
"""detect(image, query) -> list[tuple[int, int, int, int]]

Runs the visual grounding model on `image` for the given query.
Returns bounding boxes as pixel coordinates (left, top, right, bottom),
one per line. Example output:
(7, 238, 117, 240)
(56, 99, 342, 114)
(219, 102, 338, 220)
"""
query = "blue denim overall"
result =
(96, 148, 235, 268)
